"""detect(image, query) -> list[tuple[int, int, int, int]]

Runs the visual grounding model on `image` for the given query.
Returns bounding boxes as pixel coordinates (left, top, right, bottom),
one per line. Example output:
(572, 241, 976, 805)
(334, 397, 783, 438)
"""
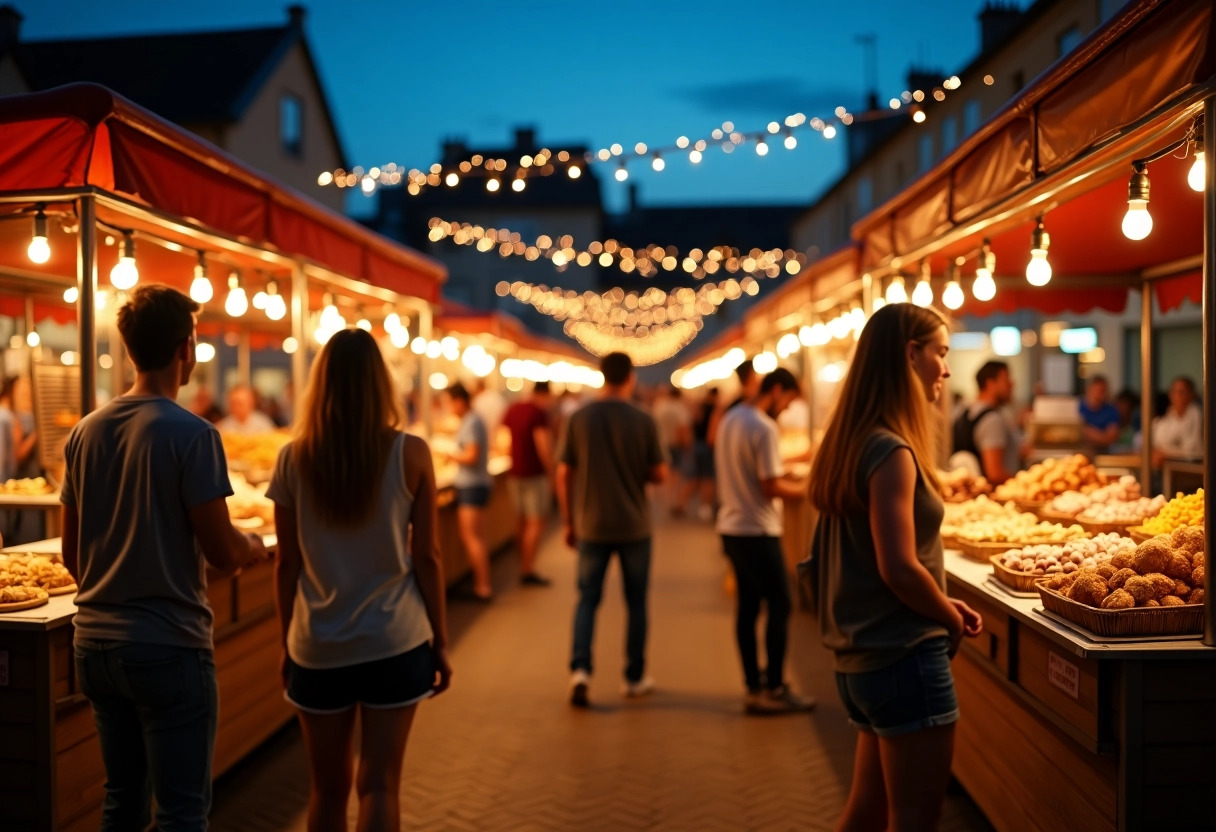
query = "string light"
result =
(973, 241, 997, 301)
(884, 276, 908, 304)
(27, 204, 50, 264)
(1188, 148, 1205, 192)
(63, 286, 80, 304)
(25, 330, 40, 348)
(224, 273, 248, 317)
(911, 262, 933, 307)
(190, 252, 215, 303)
(265, 281, 287, 321)
(195, 342, 216, 363)
(283, 337, 299, 355)
(108, 233, 139, 291)
(941, 265, 964, 310)
(1026, 218, 1053, 287)
(1122, 162, 1152, 240)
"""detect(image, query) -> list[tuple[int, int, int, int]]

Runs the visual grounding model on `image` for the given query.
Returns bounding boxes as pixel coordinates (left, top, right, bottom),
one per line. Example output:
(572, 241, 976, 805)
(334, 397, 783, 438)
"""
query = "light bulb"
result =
(356, 318, 372, 332)
(190, 269, 214, 303)
(755, 140, 769, 156)
(972, 269, 997, 301)
(486, 178, 500, 192)
(110, 256, 138, 291)
(567, 165, 582, 179)
(384, 312, 401, 332)
(784, 134, 797, 150)
(252, 291, 268, 310)
(225, 275, 248, 317)
(1188, 151, 1205, 192)
(410, 337, 426, 355)
(426, 340, 443, 359)
(872, 297, 887, 313)
(283, 337, 299, 355)
(390, 327, 410, 349)
(942, 280, 964, 310)
(1121, 200, 1152, 240)
(885, 277, 907, 304)
(445, 172, 459, 187)
(266, 295, 287, 321)
(26, 331, 40, 348)
(798, 325, 813, 346)
(1026, 249, 1052, 286)
(28, 207, 50, 264)
(511, 178, 526, 192)
(615, 165, 629, 182)
(689, 150, 702, 164)
(63, 286, 79, 304)
(195, 342, 216, 363)
(912, 279, 934, 307)
(652, 155, 665, 172)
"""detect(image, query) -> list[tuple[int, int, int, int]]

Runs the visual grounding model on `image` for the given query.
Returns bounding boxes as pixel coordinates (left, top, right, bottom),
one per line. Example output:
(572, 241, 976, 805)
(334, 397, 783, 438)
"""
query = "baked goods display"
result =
(1076, 496, 1167, 525)
(992, 455, 1107, 503)
(1141, 490, 1205, 536)
(0, 477, 55, 496)
(997, 534, 1136, 577)
(228, 472, 274, 529)
(0, 553, 74, 611)
(0, 584, 50, 611)
(1039, 526, 1205, 607)
(1045, 476, 1145, 518)
(955, 513, 1088, 544)
(220, 432, 291, 474)
(940, 468, 993, 503)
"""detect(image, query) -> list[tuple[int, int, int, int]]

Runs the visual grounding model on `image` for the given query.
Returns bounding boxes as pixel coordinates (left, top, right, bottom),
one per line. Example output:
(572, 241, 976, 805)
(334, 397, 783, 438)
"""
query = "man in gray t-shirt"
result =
(557, 352, 666, 707)
(62, 285, 265, 830)
(951, 360, 1020, 484)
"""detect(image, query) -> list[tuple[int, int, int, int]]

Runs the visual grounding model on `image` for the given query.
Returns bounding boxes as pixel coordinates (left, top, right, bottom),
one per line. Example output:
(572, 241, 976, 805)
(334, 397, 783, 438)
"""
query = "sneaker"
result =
(520, 573, 552, 587)
(622, 676, 656, 698)
(745, 686, 815, 715)
(569, 670, 591, 708)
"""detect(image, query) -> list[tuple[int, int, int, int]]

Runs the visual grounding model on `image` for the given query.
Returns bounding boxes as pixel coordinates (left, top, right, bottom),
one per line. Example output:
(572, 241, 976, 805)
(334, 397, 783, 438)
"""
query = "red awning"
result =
(0, 84, 445, 302)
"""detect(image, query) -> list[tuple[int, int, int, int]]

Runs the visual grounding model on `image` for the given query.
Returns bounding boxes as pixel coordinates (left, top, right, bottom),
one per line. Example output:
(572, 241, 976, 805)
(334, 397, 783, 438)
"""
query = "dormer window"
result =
(280, 94, 303, 157)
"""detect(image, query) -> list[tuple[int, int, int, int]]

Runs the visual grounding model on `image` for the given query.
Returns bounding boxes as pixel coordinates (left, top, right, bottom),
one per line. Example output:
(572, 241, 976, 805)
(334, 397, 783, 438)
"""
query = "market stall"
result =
(0, 83, 445, 832)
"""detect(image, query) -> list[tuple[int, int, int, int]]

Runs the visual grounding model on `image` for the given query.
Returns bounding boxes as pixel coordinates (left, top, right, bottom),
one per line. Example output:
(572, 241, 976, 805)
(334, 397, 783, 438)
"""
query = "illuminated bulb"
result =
(1188, 150, 1205, 192)
(942, 280, 964, 310)
(652, 154, 665, 172)
(425, 340, 442, 359)
(61, 351, 76, 366)
(28, 207, 50, 264)
(390, 327, 410, 349)
(429, 372, 449, 391)
(195, 342, 216, 363)
(252, 291, 268, 310)
(266, 293, 287, 322)
(615, 164, 629, 182)
(784, 134, 797, 150)
(798, 325, 814, 346)
(823, 125, 837, 139)
(752, 351, 778, 374)
(445, 172, 459, 187)
(63, 286, 79, 304)
(1026, 249, 1052, 286)
(973, 268, 996, 301)
(689, 150, 702, 164)
(755, 140, 769, 156)
(567, 166, 581, 179)
(512, 178, 526, 192)
(384, 312, 401, 332)
(872, 297, 887, 313)
(109, 235, 139, 290)
(1122, 200, 1152, 240)
(885, 277, 908, 304)
(224, 274, 248, 317)
(283, 337, 299, 355)
(356, 318, 372, 332)
(410, 337, 426, 355)
(486, 178, 500, 192)
(912, 278, 933, 307)
(26, 331, 40, 348)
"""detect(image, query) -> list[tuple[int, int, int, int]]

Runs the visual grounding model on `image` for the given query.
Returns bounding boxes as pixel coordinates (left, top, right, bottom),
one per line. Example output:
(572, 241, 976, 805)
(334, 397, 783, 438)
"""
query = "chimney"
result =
(287, 4, 306, 30)
(514, 127, 536, 152)
(979, 1, 1022, 53)
(0, 5, 22, 50)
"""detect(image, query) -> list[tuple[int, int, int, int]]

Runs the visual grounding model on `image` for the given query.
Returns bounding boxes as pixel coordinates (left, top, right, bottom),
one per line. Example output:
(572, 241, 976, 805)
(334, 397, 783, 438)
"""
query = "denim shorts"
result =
(456, 484, 492, 507)
(285, 642, 435, 714)
(835, 637, 959, 737)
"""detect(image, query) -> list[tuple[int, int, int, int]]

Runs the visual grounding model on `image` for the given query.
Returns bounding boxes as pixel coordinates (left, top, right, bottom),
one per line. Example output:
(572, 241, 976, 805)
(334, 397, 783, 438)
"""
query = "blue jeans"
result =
(74, 639, 218, 832)
(571, 538, 651, 683)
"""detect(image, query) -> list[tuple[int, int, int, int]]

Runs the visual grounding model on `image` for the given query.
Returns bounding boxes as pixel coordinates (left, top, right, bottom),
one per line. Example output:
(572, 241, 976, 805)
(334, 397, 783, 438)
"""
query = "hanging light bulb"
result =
(486, 178, 500, 192)
(973, 240, 997, 301)
(652, 153, 665, 172)
(755, 139, 769, 156)
(885, 276, 908, 304)
(27, 204, 50, 264)
(109, 234, 139, 290)
(511, 177, 526, 192)
(783, 130, 797, 150)
(1122, 162, 1153, 240)
(265, 281, 287, 321)
(615, 162, 629, 182)
(283, 337, 299, 355)
(390, 327, 410, 349)
(911, 263, 933, 306)
(195, 342, 216, 363)
(190, 252, 214, 303)
(1026, 218, 1053, 286)
(942, 267, 964, 310)
(384, 312, 402, 332)
(567, 165, 582, 179)
(224, 272, 248, 317)
(872, 296, 887, 313)
(1188, 148, 1205, 192)
(26, 330, 40, 348)
(252, 289, 269, 310)
(64, 286, 80, 304)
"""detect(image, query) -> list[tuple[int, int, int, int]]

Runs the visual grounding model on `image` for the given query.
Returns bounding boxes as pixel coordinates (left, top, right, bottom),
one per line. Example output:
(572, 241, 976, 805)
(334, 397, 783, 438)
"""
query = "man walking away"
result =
(716, 367, 815, 715)
(503, 380, 555, 586)
(61, 285, 267, 831)
(557, 352, 667, 707)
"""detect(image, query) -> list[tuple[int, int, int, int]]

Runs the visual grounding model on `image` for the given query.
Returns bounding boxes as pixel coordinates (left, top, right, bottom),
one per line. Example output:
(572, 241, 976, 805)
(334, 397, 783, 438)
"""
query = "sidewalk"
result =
(210, 513, 993, 831)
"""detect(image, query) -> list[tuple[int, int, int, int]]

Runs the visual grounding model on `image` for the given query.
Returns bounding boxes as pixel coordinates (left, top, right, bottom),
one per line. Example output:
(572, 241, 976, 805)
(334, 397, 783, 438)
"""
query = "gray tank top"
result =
(266, 433, 434, 669)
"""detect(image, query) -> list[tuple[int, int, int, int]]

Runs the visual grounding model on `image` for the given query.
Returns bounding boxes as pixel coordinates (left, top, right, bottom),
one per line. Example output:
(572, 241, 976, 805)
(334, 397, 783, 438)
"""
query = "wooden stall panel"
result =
(212, 612, 294, 777)
(235, 560, 275, 620)
(208, 574, 235, 630)
(55, 728, 105, 831)
(949, 580, 1012, 676)
(953, 654, 1117, 832)
(1016, 627, 1106, 744)
(0, 631, 42, 829)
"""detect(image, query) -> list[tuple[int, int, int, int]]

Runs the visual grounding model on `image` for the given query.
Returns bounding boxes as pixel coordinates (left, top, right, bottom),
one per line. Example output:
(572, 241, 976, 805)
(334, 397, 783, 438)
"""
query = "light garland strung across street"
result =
(321, 75, 968, 196)
(429, 218, 810, 280)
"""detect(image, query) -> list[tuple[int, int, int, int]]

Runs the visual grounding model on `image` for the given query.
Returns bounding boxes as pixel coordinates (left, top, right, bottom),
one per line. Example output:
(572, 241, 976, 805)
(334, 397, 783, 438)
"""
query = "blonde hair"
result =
(294, 328, 403, 527)
(808, 303, 949, 516)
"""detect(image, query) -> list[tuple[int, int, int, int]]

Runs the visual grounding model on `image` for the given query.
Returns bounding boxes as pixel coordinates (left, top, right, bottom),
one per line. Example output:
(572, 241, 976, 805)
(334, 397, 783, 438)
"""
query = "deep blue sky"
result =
(25, 0, 995, 215)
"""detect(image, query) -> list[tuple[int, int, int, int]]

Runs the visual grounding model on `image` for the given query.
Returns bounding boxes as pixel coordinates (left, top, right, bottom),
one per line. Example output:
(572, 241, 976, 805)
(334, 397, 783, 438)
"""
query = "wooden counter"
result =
(944, 550, 1216, 832)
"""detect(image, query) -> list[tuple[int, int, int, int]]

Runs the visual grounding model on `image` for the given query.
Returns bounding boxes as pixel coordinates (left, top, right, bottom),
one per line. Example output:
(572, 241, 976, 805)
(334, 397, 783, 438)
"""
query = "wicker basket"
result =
(957, 539, 1022, 562)
(1013, 498, 1050, 513)
(1126, 525, 1157, 544)
(941, 534, 961, 551)
(989, 554, 1043, 592)
(1077, 516, 1142, 536)
(1035, 581, 1204, 637)
(1037, 507, 1080, 524)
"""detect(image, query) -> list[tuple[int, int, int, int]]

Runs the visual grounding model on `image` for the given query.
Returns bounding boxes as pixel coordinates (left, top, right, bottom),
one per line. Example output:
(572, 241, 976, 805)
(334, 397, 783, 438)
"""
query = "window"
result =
(941, 115, 959, 154)
(918, 133, 934, 172)
(857, 176, 873, 215)
(963, 100, 982, 136)
(280, 94, 303, 157)
(1057, 24, 1083, 57)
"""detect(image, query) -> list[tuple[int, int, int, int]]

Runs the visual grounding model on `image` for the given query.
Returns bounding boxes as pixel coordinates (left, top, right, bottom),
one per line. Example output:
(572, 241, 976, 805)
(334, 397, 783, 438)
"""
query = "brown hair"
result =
(117, 285, 199, 371)
(294, 328, 402, 527)
(808, 303, 949, 516)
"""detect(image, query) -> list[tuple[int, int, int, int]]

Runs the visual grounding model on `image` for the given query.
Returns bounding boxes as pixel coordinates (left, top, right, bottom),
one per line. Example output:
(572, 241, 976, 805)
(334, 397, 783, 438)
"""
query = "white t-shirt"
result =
(472, 389, 508, 437)
(714, 405, 784, 537)
(969, 402, 1020, 478)
(1153, 402, 1202, 460)
(653, 397, 691, 450)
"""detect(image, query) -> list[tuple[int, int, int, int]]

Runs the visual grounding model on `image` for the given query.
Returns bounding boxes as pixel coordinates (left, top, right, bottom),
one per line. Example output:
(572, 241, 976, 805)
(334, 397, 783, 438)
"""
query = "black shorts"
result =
(285, 642, 436, 714)
(456, 485, 492, 507)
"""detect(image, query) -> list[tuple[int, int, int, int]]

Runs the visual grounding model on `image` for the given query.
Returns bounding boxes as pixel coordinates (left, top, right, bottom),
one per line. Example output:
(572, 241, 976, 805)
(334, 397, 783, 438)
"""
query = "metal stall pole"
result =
(1141, 281, 1154, 495)
(290, 263, 308, 423)
(420, 302, 434, 436)
(1203, 96, 1215, 648)
(77, 196, 97, 415)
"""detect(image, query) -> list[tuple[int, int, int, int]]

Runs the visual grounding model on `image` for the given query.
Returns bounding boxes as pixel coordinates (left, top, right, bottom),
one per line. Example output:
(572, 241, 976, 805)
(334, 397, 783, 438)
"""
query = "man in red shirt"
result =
(503, 381, 555, 586)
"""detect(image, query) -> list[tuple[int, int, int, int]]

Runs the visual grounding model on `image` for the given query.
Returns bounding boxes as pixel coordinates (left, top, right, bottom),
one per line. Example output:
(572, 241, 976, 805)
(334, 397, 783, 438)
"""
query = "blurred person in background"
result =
(679, 387, 719, 520)
(1152, 376, 1202, 466)
(1113, 388, 1141, 452)
(503, 381, 555, 587)
(7, 375, 44, 543)
(218, 384, 276, 434)
(653, 385, 692, 516)
(445, 382, 494, 601)
(1079, 375, 1121, 454)
(189, 385, 224, 424)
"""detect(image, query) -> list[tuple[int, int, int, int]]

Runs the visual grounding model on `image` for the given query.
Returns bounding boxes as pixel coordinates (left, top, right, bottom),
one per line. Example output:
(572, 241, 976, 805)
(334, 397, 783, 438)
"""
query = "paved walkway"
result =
(210, 513, 993, 831)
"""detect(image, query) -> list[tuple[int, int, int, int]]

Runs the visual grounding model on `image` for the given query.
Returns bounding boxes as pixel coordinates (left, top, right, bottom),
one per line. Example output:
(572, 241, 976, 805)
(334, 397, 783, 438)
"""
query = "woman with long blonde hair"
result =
(267, 328, 452, 832)
(809, 303, 981, 832)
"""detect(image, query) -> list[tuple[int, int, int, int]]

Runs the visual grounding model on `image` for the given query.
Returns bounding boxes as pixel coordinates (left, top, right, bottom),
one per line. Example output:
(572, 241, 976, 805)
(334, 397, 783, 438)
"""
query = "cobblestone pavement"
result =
(211, 513, 994, 831)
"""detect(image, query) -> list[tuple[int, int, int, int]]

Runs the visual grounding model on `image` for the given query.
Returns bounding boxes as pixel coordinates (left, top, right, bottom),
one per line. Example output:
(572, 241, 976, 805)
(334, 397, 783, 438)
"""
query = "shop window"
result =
(857, 176, 873, 215)
(941, 115, 958, 154)
(1057, 24, 1083, 57)
(280, 95, 303, 157)
(918, 133, 934, 172)
(964, 100, 982, 135)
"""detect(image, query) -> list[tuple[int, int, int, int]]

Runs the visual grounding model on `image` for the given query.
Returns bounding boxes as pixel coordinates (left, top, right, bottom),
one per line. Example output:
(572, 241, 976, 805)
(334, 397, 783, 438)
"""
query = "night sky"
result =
(24, 0, 991, 215)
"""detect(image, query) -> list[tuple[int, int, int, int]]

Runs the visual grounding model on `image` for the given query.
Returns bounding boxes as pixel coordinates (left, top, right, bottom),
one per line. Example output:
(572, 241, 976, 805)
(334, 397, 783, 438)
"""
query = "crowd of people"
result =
(50, 281, 1204, 832)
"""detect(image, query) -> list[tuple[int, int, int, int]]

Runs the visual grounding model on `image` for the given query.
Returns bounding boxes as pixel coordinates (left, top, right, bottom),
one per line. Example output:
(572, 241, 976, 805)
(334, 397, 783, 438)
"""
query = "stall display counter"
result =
(435, 456, 516, 586)
(0, 492, 63, 537)
(944, 550, 1216, 832)
(0, 535, 286, 832)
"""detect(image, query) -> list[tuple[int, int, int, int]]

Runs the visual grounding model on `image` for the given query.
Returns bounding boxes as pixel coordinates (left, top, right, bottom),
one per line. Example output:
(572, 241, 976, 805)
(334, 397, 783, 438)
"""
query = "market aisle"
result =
(211, 513, 993, 832)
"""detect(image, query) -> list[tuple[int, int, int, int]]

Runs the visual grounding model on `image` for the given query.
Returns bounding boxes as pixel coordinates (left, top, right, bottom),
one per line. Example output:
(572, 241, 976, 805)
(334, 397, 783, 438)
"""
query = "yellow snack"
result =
(1142, 490, 1204, 536)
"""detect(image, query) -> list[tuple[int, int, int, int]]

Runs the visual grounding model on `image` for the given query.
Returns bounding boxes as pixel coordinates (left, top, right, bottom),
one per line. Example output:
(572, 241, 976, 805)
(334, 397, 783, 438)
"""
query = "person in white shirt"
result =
(217, 385, 276, 434)
(715, 367, 815, 715)
(1152, 376, 1203, 466)
(472, 379, 508, 444)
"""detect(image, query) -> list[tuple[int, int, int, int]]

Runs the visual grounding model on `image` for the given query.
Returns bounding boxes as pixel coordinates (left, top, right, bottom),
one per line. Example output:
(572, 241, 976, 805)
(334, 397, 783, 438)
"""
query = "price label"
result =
(1047, 651, 1079, 699)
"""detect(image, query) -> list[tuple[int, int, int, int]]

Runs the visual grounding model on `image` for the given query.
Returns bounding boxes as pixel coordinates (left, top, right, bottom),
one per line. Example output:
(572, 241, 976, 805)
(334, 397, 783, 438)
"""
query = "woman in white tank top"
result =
(267, 328, 451, 832)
